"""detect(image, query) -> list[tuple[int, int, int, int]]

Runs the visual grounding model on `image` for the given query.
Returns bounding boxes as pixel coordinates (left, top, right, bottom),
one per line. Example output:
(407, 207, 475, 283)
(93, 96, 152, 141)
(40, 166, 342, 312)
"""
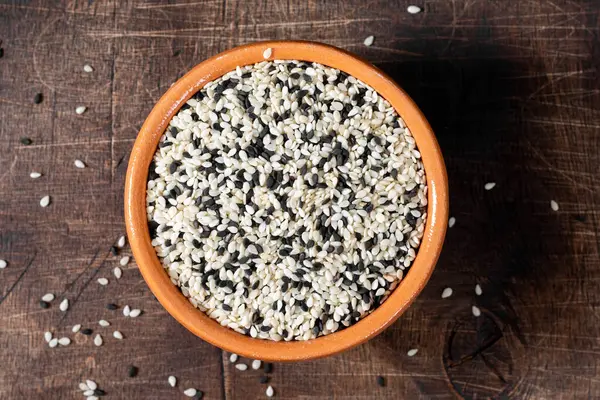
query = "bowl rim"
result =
(125, 40, 448, 361)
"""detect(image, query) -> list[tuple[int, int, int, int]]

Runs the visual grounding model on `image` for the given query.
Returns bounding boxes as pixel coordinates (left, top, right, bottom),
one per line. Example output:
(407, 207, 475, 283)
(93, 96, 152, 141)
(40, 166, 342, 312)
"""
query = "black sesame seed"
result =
(81, 328, 93, 335)
(106, 303, 119, 310)
(259, 376, 270, 384)
(127, 365, 139, 378)
(33, 93, 43, 104)
(39, 300, 50, 309)
(264, 363, 273, 373)
(222, 304, 233, 311)
(20, 137, 32, 145)
(377, 376, 386, 387)
(93, 389, 106, 396)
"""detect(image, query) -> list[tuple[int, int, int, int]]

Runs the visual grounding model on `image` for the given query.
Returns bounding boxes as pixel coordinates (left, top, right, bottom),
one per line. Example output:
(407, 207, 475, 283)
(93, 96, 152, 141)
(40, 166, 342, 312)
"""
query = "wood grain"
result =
(1, 0, 599, 399)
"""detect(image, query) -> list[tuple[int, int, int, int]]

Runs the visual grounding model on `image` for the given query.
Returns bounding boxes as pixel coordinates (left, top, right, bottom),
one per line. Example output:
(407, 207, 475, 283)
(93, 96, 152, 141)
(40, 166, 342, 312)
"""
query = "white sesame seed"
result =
(0, 260, 6, 269)
(484, 182, 496, 190)
(184, 388, 197, 397)
(44, 331, 53, 343)
(86, 380, 97, 391)
(40, 195, 51, 207)
(550, 200, 559, 211)
(83, 390, 95, 397)
(475, 284, 482, 296)
(363, 35, 375, 46)
(168, 375, 177, 387)
(30, 172, 42, 179)
(113, 330, 123, 340)
(98, 319, 110, 327)
(74, 159, 86, 169)
(41, 293, 55, 302)
(407, 5, 421, 14)
(448, 217, 456, 228)
(75, 106, 87, 114)
(48, 338, 58, 348)
(123, 305, 131, 317)
(113, 266, 122, 279)
(87, 396, 99, 400)
(441, 287, 453, 299)
(83, 64, 94, 73)
(79, 382, 89, 391)
(97, 278, 109, 286)
(407, 348, 419, 356)
(117, 235, 126, 248)
(472, 305, 481, 317)
(235, 363, 248, 371)
(94, 334, 103, 346)
(262, 48, 272, 59)
(266, 385, 274, 397)
(129, 309, 142, 318)
(58, 337, 71, 346)
(251, 360, 262, 370)
(59, 298, 69, 312)
(119, 256, 130, 266)
(72, 324, 81, 333)
(229, 353, 238, 363)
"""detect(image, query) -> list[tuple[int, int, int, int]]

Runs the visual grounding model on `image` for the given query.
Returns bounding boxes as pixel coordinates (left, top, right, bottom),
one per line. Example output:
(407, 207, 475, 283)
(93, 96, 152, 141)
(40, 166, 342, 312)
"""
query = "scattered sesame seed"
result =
(550, 200, 559, 211)
(75, 106, 87, 114)
(123, 305, 131, 317)
(264, 363, 273, 374)
(407, 5, 422, 14)
(113, 266, 122, 279)
(94, 334, 103, 346)
(83, 64, 94, 73)
(113, 330, 123, 339)
(441, 287, 453, 298)
(472, 305, 481, 317)
(106, 303, 119, 310)
(168, 375, 177, 387)
(41, 293, 54, 302)
(86, 380, 97, 391)
(229, 353, 238, 363)
(84, 389, 95, 396)
(58, 337, 71, 346)
(484, 182, 496, 190)
(259, 376, 270, 384)
(235, 363, 248, 371)
(72, 324, 82, 333)
(129, 309, 142, 318)
(184, 388, 197, 397)
(98, 319, 110, 327)
(376, 375, 386, 387)
(127, 365, 139, 377)
(448, 217, 456, 228)
(79, 382, 89, 391)
(49, 338, 58, 348)
(39, 300, 50, 309)
(251, 360, 262, 370)
(475, 284, 482, 296)
(265, 385, 274, 397)
(0, 260, 6, 269)
(363, 35, 375, 46)
(86, 394, 98, 400)
(59, 298, 69, 312)
(81, 328, 93, 335)
(262, 48, 272, 59)
(30, 172, 42, 179)
(119, 256, 130, 266)
(44, 331, 53, 343)
(407, 348, 418, 356)
(97, 278, 109, 286)
(40, 195, 51, 207)
(20, 137, 32, 145)
(117, 235, 126, 248)
(33, 93, 43, 104)
(74, 159, 86, 169)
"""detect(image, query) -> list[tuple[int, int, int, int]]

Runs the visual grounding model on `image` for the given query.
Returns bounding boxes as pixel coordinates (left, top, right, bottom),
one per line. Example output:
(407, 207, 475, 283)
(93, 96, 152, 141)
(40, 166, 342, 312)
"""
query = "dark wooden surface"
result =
(1, 1, 599, 399)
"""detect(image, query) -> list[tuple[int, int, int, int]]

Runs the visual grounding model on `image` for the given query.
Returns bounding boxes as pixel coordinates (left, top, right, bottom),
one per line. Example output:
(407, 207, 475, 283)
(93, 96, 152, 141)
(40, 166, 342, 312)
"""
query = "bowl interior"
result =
(125, 41, 448, 361)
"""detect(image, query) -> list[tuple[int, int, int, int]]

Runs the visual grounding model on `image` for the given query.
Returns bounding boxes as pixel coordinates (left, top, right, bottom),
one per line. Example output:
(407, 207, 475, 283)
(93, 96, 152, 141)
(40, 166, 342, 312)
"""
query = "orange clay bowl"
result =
(125, 41, 448, 361)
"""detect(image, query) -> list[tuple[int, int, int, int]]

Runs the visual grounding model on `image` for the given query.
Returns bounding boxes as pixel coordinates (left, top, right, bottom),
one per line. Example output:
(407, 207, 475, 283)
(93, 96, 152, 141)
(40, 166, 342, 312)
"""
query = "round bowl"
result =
(125, 41, 448, 361)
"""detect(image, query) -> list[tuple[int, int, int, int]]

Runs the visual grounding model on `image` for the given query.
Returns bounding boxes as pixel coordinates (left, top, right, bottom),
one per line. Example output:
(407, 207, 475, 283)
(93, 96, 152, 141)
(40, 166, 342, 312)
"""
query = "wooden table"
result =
(1, 1, 599, 399)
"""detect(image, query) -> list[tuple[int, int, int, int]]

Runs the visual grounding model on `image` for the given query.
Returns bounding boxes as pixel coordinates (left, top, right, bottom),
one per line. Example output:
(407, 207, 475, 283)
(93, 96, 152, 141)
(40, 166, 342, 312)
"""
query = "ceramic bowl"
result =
(125, 41, 448, 361)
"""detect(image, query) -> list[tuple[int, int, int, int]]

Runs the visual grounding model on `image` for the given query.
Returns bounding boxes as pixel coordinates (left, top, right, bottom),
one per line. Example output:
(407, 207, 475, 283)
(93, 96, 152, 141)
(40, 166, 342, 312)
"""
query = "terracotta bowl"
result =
(125, 41, 448, 361)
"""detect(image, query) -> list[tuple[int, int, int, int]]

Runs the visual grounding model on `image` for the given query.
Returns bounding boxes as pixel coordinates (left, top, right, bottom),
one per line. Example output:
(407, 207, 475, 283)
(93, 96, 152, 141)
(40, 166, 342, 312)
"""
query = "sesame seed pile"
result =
(146, 60, 427, 341)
